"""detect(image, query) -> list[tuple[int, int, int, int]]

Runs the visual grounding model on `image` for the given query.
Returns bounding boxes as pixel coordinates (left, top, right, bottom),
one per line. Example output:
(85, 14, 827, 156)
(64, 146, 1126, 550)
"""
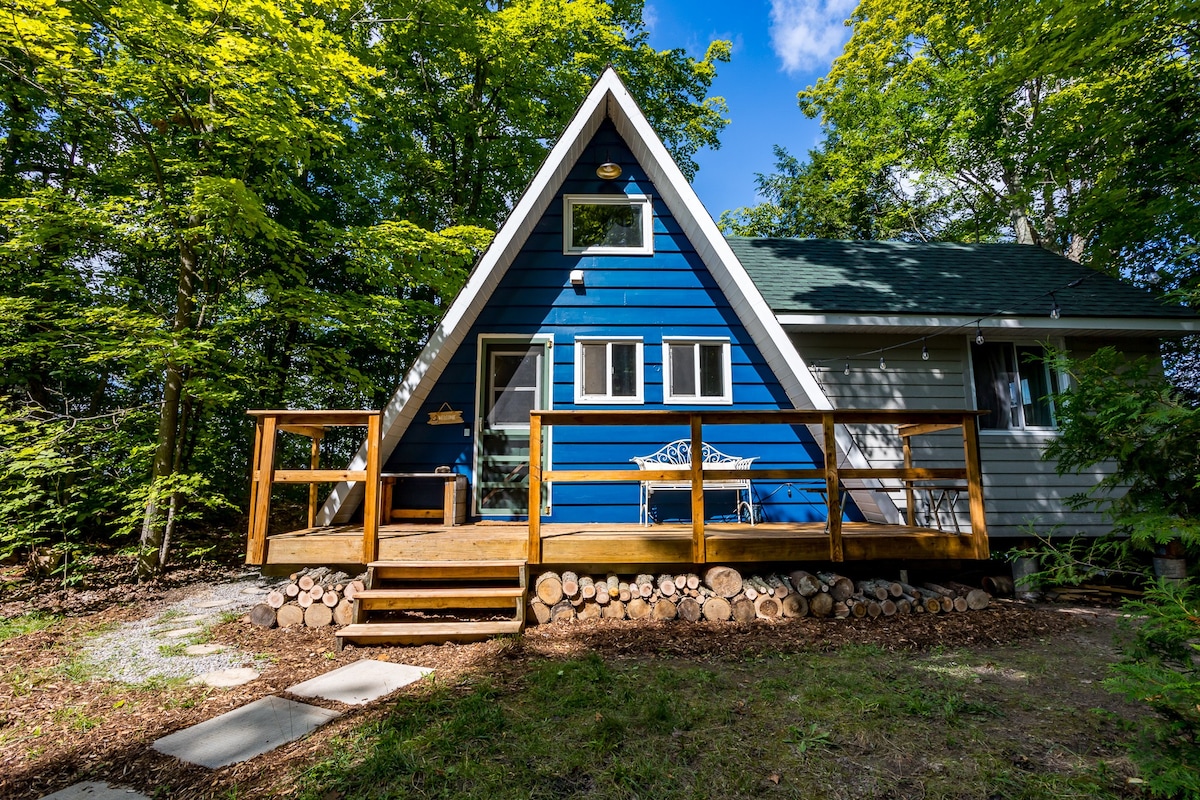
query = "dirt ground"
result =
(0, 556, 1141, 800)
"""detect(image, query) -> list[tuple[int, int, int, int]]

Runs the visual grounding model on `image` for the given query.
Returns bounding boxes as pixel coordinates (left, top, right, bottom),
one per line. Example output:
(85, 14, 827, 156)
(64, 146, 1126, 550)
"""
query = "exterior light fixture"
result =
(921, 339, 929, 360)
(879, 355, 887, 370)
(843, 363, 851, 376)
(975, 324, 985, 345)
(596, 160, 622, 180)
(1050, 293, 1061, 320)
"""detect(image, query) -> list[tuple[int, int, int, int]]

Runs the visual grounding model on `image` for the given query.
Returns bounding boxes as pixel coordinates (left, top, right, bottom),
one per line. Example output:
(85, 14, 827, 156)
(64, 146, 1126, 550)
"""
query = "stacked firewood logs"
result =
(249, 567, 367, 629)
(527, 567, 992, 625)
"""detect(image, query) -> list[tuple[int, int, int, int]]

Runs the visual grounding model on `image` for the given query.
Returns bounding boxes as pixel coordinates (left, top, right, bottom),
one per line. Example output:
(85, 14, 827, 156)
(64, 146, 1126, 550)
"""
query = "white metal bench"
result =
(631, 440, 758, 526)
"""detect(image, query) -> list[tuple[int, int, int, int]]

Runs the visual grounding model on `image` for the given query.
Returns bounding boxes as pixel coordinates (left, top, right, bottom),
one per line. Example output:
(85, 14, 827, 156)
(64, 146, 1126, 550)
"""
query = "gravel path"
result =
(80, 572, 281, 684)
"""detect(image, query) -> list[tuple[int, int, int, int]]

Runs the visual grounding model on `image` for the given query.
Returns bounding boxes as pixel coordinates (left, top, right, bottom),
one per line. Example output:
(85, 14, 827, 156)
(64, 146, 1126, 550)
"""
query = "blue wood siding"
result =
(384, 120, 860, 524)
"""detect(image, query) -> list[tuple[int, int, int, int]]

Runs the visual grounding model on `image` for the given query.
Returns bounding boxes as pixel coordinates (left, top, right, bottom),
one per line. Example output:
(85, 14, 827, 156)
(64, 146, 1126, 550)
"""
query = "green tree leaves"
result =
(0, 0, 729, 574)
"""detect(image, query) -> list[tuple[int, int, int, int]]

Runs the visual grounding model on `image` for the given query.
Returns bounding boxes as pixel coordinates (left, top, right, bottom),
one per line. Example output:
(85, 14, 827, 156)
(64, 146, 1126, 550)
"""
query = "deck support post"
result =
(689, 414, 706, 564)
(822, 412, 843, 562)
(528, 413, 543, 564)
(961, 413, 989, 559)
(361, 413, 382, 565)
(246, 415, 276, 565)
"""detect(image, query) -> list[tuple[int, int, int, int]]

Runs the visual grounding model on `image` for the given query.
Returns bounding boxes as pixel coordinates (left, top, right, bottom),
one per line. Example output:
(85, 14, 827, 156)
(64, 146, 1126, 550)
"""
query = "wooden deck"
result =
(261, 520, 983, 570)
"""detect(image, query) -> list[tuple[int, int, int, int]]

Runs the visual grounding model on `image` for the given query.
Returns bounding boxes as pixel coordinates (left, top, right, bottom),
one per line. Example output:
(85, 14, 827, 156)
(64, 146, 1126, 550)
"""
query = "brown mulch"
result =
(0, 554, 248, 619)
(0, 559, 1103, 800)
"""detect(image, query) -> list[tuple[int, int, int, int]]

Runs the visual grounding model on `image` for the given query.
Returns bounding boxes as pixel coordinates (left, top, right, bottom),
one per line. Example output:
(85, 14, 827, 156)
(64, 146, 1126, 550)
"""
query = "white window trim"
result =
(562, 193, 654, 255)
(967, 337, 1066, 434)
(662, 337, 733, 405)
(574, 337, 645, 404)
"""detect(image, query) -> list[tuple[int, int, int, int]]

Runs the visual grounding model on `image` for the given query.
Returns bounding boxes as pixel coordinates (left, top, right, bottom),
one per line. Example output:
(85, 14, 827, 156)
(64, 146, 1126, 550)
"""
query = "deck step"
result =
(354, 586, 525, 611)
(336, 620, 523, 646)
(368, 560, 527, 581)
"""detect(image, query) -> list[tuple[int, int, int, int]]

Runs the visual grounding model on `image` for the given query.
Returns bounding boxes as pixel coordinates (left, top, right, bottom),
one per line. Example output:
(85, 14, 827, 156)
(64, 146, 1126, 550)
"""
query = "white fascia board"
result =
(777, 313, 1199, 335)
(317, 73, 615, 525)
(608, 84, 899, 523)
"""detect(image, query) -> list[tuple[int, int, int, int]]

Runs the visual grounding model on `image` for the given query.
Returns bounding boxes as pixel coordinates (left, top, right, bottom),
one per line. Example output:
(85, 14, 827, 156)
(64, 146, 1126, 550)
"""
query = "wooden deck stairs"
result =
(335, 560, 527, 649)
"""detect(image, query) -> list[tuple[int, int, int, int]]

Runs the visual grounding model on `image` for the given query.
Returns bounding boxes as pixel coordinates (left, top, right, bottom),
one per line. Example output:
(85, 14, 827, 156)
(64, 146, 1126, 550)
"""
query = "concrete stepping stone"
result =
(159, 627, 204, 639)
(197, 598, 236, 608)
(153, 696, 340, 769)
(38, 782, 150, 799)
(287, 659, 432, 706)
(188, 667, 260, 687)
(167, 614, 210, 624)
(183, 643, 227, 656)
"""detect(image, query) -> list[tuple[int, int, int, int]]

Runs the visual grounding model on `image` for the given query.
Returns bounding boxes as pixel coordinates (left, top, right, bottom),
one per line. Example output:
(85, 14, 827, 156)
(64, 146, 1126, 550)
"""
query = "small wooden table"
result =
(381, 472, 468, 526)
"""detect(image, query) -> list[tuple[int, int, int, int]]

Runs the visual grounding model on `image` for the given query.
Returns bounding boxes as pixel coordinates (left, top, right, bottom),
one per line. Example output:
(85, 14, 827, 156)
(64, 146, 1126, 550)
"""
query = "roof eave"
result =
(776, 313, 1199, 337)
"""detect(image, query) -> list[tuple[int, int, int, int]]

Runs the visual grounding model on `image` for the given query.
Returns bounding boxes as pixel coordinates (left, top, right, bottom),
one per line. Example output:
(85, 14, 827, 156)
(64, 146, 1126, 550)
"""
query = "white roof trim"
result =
(777, 313, 1199, 334)
(320, 67, 898, 525)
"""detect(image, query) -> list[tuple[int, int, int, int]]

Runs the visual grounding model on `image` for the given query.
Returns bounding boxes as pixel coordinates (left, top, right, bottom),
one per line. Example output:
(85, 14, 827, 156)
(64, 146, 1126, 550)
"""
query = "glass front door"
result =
(476, 341, 550, 515)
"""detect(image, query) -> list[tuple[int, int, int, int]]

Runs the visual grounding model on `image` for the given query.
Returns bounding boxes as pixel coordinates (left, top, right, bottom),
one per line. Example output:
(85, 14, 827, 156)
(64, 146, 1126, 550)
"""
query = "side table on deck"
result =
(381, 472, 468, 526)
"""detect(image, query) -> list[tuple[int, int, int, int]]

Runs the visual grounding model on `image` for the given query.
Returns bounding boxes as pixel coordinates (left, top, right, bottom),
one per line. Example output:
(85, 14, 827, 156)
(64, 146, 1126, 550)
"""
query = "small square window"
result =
(575, 338, 644, 404)
(663, 338, 732, 404)
(971, 341, 1062, 430)
(563, 194, 654, 255)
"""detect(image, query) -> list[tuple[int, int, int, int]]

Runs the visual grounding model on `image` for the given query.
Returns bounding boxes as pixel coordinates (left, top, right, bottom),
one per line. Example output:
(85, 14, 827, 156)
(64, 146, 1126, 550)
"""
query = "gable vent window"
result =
(663, 338, 732, 404)
(575, 338, 644, 404)
(563, 194, 654, 255)
(971, 341, 1062, 430)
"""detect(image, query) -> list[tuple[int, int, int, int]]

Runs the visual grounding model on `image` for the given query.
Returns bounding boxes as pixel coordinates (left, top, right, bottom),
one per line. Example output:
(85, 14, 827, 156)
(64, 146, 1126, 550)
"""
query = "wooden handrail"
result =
(245, 410, 381, 566)
(526, 408, 989, 565)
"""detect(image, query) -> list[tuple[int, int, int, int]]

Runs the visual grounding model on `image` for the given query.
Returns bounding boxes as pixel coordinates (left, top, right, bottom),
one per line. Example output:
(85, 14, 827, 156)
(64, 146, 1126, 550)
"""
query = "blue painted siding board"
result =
(382, 118, 852, 524)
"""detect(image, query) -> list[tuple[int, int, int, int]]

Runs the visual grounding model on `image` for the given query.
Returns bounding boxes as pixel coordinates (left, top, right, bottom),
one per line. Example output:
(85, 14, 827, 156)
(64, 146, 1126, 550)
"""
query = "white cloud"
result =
(643, 2, 659, 35)
(769, 0, 857, 74)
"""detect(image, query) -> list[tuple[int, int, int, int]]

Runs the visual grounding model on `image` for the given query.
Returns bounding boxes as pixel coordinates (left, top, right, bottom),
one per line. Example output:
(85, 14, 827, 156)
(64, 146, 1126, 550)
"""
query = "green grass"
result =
(0, 612, 60, 643)
(290, 645, 1131, 800)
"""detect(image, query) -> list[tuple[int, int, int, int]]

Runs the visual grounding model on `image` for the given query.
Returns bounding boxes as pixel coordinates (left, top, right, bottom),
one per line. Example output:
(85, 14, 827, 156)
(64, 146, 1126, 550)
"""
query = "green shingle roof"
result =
(727, 237, 1195, 320)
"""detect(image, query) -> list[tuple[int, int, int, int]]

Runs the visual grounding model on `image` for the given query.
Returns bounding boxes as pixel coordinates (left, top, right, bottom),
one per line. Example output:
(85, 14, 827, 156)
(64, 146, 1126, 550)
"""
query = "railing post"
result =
(361, 413, 382, 565)
(901, 433, 915, 527)
(823, 412, 843, 562)
(246, 415, 276, 565)
(307, 432, 323, 529)
(961, 413, 989, 559)
(528, 412, 543, 564)
(690, 413, 705, 564)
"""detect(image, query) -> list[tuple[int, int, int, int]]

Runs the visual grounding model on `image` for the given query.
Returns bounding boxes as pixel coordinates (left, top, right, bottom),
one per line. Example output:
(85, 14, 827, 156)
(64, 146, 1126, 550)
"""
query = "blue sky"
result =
(644, 0, 855, 220)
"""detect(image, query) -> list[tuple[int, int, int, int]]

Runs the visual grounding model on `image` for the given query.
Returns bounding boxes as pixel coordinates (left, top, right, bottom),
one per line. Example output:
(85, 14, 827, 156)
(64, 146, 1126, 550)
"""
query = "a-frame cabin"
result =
(245, 69, 991, 644)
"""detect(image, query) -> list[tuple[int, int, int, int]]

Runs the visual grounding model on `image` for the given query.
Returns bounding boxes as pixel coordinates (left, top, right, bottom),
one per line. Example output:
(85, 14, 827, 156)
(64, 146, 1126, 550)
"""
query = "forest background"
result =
(0, 0, 1195, 578)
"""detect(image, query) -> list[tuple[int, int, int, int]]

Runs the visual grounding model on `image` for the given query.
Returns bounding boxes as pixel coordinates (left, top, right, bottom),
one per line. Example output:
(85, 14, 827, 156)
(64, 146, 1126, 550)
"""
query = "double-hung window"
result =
(971, 341, 1062, 430)
(663, 338, 732, 404)
(575, 338, 644, 404)
(563, 194, 654, 255)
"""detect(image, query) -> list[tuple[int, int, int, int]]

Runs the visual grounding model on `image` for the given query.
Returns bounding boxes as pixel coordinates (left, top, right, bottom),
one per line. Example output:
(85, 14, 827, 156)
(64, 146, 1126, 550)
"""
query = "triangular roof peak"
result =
(319, 67, 896, 524)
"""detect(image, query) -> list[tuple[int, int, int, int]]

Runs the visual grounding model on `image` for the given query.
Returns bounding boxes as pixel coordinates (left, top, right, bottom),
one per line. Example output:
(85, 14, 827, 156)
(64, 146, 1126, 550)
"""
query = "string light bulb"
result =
(975, 323, 985, 345)
(879, 355, 887, 370)
(1050, 293, 1061, 320)
(843, 363, 851, 376)
(921, 339, 929, 361)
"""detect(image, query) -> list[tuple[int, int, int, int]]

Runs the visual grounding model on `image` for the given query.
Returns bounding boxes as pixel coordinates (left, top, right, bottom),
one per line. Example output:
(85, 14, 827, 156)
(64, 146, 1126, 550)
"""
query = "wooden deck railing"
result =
(527, 409, 988, 565)
(245, 410, 382, 566)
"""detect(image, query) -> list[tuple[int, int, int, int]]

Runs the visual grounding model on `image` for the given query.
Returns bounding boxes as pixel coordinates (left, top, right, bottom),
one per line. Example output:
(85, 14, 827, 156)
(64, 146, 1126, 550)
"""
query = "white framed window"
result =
(970, 341, 1063, 431)
(563, 194, 654, 255)
(574, 337, 644, 404)
(663, 338, 732, 404)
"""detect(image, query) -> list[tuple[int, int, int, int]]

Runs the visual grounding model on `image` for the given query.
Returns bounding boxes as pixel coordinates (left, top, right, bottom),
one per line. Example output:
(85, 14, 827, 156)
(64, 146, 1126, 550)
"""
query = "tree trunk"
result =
(137, 229, 201, 581)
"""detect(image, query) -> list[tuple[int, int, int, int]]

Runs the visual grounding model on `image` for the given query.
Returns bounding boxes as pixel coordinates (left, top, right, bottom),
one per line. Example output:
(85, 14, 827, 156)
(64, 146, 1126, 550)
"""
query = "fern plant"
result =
(1107, 581, 1200, 797)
